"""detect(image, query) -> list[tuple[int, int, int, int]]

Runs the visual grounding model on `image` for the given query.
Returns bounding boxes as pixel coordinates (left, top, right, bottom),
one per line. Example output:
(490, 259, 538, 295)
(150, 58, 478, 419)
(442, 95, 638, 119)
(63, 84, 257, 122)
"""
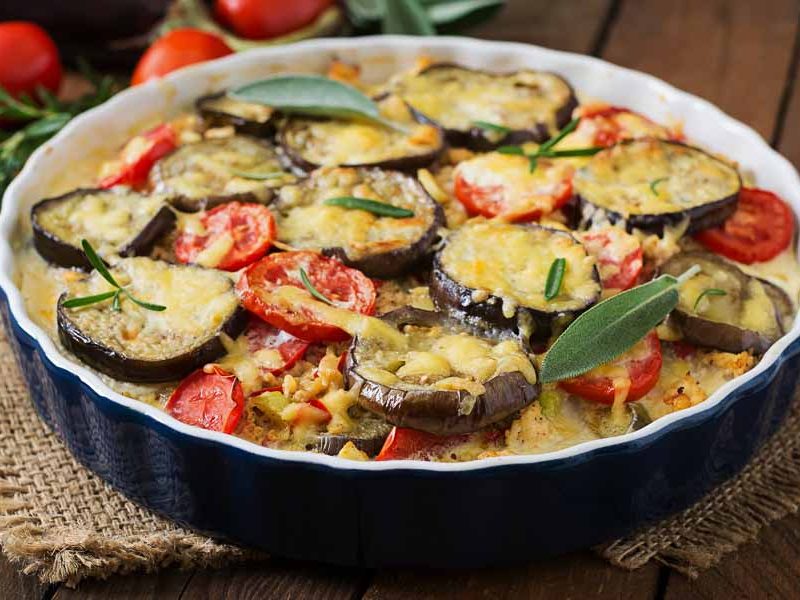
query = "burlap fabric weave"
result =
(1, 327, 799, 586)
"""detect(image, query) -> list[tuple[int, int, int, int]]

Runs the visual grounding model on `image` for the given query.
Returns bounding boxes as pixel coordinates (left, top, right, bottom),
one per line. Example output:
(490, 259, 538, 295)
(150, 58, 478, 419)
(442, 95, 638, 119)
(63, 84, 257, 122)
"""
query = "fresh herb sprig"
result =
(323, 196, 414, 218)
(539, 265, 700, 383)
(650, 177, 669, 196)
(544, 258, 566, 301)
(497, 118, 603, 173)
(299, 267, 333, 305)
(61, 240, 166, 312)
(472, 120, 512, 135)
(231, 170, 287, 180)
(693, 288, 727, 310)
(0, 61, 121, 197)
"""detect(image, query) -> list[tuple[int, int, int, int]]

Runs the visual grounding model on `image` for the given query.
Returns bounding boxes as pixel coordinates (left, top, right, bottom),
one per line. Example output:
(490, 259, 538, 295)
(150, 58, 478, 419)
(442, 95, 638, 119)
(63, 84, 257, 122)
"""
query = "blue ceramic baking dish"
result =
(2, 37, 800, 567)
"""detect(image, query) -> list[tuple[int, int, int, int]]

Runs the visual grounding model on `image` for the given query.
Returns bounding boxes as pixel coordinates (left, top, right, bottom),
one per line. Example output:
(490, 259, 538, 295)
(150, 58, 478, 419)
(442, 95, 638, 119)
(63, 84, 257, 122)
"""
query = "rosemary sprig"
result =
(650, 177, 669, 196)
(0, 61, 121, 198)
(61, 240, 166, 312)
(323, 196, 414, 218)
(693, 288, 727, 310)
(472, 120, 512, 135)
(497, 117, 603, 173)
(544, 258, 566, 301)
(299, 267, 333, 305)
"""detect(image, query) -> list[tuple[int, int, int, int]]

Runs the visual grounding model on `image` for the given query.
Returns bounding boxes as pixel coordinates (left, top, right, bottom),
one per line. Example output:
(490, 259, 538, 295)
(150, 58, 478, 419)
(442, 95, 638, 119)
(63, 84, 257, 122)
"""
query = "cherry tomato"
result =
(580, 226, 643, 291)
(671, 340, 696, 360)
(244, 317, 309, 374)
(98, 123, 177, 189)
(454, 153, 573, 222)
(214, 0, 335, 40)
(237, 251, 376, 342)
(0, 22, 61, 99)
(375, 427, 469, 461)
(175, 202, 276, 271)
(131, 28, 233, 86)
(694, 188, 794, 264)
(166, 366, 244, 433)
(574, 104, 680, 147)
(287, 400, 332, 426)
(559, 331, 663, 404)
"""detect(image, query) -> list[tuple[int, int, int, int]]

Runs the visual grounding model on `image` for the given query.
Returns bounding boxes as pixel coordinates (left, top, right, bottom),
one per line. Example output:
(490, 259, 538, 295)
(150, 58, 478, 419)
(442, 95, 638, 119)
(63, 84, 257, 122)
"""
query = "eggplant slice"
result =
(431, 221, 601, 341)
(196, 92, 276, 137)
(660, 251, 793, 354)
(149, 136, 293, 212)
(58, 257, 247, 383)
(314, 411, 393, 457)
(574, 139, 741, 235)
(584, 402, 652, 438)
(279, 94, 445, 171)
(31, 188, 176, 270)
(272, 167, 444, 279)
(388, 63, 577, 150)
(345, 307, 540, 435)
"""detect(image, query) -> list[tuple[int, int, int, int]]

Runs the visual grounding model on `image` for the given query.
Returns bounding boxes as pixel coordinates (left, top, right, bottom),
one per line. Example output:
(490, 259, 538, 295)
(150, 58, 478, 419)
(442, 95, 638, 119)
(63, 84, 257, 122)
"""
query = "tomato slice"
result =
(694, 188, 794, 264)
(166, 366, 244, 433)
(453, 152, 573, 222)
(99, 123, 177, 189)
(559, 331, 662, 404)
(175, 202, 276, 271)
(574, 104, 680, 147)
(237, 251, 376, 342)
(244, 317, 309, 374)
(579, 226, 644, 291)
(375, 427, 469, 461)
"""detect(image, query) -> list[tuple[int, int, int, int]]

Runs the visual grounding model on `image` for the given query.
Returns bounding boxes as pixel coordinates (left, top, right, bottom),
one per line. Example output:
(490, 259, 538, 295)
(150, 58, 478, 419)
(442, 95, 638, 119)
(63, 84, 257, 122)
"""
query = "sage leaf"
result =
(540, 270, 698, 383)
(383, 0, 436, 35)
(231, 75, 400, 130)
(544, 258, 566, 301)
(300, 267, 333, 305)
(472, 120, 511, 134)
(324, 196, 414, 218)
(424, 0, 505, 24)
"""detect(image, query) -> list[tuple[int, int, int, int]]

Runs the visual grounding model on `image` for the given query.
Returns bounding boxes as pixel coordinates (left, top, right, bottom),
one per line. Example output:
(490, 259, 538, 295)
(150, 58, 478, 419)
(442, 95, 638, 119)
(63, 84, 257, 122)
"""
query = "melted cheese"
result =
(392, 65, 572, 134)
(574, 140, 740, 216)
(202, 95, 273, 123)
(439, 221, 600, 315)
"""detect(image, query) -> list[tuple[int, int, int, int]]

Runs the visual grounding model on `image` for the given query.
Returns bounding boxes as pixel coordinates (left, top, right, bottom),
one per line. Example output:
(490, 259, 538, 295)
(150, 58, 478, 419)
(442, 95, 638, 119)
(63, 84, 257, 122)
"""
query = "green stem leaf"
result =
(323, 196, 414, 218)
(62, 290, 118, 309)
(300, 267, 333, 305)
(693, 288, 727, 310)
(81, 239, 121, 289)
(650, 176, 669, 196)
(544, 258, 566, 301)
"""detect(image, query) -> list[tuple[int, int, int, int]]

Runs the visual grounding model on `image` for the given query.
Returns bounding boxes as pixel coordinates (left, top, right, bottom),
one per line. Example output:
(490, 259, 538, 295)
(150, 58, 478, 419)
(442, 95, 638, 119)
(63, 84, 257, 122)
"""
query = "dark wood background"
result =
(4, 0, 800, 597)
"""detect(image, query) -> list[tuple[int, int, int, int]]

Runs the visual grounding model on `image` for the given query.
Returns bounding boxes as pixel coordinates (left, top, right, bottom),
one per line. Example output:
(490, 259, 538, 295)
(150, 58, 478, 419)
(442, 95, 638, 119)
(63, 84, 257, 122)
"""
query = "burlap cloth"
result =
(2, 327, 800, 587)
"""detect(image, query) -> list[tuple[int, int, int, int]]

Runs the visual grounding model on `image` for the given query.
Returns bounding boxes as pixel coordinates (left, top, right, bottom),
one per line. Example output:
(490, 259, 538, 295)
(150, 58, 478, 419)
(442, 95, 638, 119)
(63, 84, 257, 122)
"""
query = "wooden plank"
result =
(51, 569, 191, 600)
(469, 0, 614, 54)
(600, 0, 798, 139)
(363, 552, 660, 600)
(179, 561, 369, 600)
(0, 553, 51, 600)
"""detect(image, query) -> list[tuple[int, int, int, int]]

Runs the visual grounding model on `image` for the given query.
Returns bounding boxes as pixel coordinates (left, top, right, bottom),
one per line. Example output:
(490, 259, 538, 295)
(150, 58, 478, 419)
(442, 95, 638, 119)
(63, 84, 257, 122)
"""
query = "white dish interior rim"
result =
(2, 35, 799, 473)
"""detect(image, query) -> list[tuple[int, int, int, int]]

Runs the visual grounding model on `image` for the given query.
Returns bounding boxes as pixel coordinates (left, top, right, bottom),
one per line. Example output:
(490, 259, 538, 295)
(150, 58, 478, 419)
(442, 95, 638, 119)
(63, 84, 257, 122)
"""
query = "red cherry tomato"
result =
(579, 226, 644, 291)
(244, 317, 309, 374)
(214, 0, 335, 40)
(175, 202, 276, 271)
(0, 22, 61, 99)
(288, 400, 332, 426)
(453, 153, 573, 222)
(559, 331, 663, 404)
(166, 366, 244, 433)
(98, 123, 177, 189)
(694, 188, 794, 264)
(671, 340, 696, 359)
(375, 427, 469, 461)
(131, 28, 233, 86)
(575, 104, 680, 147)
(237, 251, 376, 342)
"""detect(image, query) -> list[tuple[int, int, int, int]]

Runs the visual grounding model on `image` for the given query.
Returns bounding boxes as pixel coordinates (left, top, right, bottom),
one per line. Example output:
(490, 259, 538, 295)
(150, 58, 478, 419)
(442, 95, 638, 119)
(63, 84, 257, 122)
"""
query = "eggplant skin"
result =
(196, 92, 275, 138)
(398, 63, 578, 151)
(31, 188, 176, 270)
(574, 141, 741, 235)
(57, 298, 247, 384)
(670, 310, 776, 355)
(344, 308, 540, 435)
(314, 421, 392, 457)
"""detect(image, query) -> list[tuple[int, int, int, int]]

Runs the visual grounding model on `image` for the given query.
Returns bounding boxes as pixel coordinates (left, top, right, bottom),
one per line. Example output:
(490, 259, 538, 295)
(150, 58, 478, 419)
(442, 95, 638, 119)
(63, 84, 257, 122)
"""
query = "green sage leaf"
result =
(383, 0, 436, 34)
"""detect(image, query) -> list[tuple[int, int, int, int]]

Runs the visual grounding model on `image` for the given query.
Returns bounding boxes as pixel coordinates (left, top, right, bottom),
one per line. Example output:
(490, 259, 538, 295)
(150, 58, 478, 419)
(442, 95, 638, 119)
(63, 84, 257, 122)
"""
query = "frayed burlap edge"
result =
(598, 402, 800, 577)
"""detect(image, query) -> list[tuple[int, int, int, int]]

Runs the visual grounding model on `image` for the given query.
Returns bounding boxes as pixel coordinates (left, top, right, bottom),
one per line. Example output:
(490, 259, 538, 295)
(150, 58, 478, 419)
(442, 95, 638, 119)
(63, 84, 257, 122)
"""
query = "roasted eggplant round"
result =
(388, 63, 577, 150)
(57, 257, 247, 383)
(31, 188, 176, 270)
(431, 221, 601, 341)
(149, 136, 292, 212)
(573, 139, 741, 235)
(345, 307, 540, 435)
(660, 251, 793, 354)
(196, 92, 276, 137)
(314, 412, 393, 457)
(279, 94, 445, 172)
(272, 167, 444, 279)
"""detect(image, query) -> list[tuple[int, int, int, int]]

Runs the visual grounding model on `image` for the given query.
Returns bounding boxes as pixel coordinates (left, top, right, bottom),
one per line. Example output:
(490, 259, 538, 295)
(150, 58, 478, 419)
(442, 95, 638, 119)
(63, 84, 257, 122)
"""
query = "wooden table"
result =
(4, 0, 800, 597)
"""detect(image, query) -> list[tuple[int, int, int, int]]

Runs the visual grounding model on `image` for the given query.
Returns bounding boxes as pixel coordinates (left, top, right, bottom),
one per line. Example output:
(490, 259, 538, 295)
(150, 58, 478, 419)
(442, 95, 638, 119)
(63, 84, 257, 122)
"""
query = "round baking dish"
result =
(2, 36, 800, 567)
